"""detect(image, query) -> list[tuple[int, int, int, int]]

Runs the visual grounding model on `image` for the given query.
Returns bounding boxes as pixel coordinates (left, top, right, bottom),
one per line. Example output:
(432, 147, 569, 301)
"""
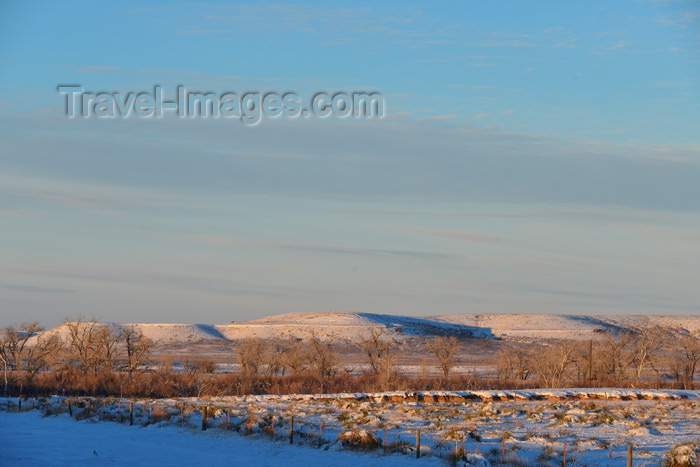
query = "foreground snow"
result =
(0, 410, 442, 467)
(2, 389, 699, 466)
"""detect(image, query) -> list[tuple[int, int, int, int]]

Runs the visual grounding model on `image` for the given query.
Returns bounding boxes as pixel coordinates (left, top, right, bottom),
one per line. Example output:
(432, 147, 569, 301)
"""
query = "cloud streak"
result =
(2, 116, 700, 211)
(189, 235, 458, 261)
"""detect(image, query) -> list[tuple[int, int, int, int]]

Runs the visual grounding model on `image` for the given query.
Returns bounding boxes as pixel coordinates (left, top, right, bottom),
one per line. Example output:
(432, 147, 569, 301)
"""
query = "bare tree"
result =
(0, 322, 63, 395)
(121, 326, 152, 377)
(532, 341, 577, 388)
(677, 333, 700, 389)
(280, 340, 308, 376)
(95, 325, 121, 372)
(598, 331, 634, 385)
(24, 333, 63, 378)
(627, 324, 664, 387)
(573, 339, 598, 387)
(65, 317, 99, 372)
(0, 322, 40, 395)
(0, 340, 8, 397)
(497, 347, 531, 382)
(307, 333, 337, 394)
(427, 335, 460, 378)
(0, 322, 44, 371)
(359, 329, 397, 388)
(64, 317, 120, 374)
(265, 342, 290, 376)
(237, 338, 267, 377)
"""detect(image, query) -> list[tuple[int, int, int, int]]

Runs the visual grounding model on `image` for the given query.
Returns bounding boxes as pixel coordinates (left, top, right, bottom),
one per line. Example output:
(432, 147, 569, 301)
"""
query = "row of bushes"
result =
(3, 368, 690, 399)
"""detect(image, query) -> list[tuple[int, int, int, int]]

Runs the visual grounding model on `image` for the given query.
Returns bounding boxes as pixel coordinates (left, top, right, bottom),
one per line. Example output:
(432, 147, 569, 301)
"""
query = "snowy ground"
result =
(2, 390, 699, 466)
(0, 410, 442, 467)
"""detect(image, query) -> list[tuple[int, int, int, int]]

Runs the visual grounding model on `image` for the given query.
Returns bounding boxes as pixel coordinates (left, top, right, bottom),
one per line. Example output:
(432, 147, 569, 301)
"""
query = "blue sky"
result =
(0, 1, 699, 326)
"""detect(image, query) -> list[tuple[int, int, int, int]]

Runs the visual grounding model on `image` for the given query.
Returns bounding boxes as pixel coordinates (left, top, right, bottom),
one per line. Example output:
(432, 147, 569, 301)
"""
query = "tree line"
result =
(0, 318, 697, 398)
(496, 324, 699, 389)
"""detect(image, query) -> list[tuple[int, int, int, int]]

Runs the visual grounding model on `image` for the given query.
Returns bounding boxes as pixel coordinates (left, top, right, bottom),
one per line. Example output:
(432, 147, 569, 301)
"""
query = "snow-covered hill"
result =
(36, 312, 700, 346)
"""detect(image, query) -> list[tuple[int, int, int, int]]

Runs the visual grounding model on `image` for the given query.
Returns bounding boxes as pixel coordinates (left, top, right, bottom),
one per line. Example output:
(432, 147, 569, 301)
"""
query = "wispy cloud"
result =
(3, 115, 699, 211)
(657, 11, 700, 29)
(189, 235, 457, 261)
(383, 225, 516, 247)
(0, 282, 74, 294)
(327, 207, 663, 224)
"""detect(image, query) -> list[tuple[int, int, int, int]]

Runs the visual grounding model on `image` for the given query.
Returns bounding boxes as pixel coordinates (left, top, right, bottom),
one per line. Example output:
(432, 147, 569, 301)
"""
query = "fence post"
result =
(563, 441, 567, 466)
(318, 420, 322, 446)
(501, 438, 505, 464)
(18, 395, 22, 411)
(627, 445, 633, 467)
(416, 429, 421, 459)
(201, 406, 207, 431)
(289, 416, 294, 444)
(227, 409, 231, 430)
(129, 401, 133, 426)
(68, 398, 73, 417)
(383, 426, 387, 454)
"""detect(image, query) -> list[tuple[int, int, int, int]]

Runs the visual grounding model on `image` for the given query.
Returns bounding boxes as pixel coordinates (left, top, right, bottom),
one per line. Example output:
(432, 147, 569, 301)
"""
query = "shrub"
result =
(500, 430, 513, 441)
(591, 412, 617, 426)
(147, 406, 171, 425)
(663, 444, 698, 467)
(336, 429, 381, 450)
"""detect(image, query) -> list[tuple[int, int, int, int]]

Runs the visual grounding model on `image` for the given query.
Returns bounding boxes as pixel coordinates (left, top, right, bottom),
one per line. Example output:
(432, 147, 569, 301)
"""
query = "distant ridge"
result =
(35, 312, 700, 346)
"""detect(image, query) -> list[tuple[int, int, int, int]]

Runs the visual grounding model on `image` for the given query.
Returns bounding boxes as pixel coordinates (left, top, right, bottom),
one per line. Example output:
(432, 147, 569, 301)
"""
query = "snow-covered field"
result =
(0, 409, 440, 466)
(2, 390, 699, 466)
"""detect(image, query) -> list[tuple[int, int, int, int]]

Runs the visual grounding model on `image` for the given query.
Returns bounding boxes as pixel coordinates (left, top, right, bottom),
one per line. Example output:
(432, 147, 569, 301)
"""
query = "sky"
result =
(0, 1, 699, 327)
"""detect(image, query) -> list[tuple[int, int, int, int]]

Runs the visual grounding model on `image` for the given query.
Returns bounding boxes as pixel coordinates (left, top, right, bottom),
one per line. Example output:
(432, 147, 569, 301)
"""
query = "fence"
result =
(3, 395, 698, 466)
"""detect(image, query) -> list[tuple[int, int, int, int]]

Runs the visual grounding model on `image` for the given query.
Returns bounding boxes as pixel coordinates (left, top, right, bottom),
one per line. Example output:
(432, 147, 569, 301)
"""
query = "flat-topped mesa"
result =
(33, 312, 700, 346)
